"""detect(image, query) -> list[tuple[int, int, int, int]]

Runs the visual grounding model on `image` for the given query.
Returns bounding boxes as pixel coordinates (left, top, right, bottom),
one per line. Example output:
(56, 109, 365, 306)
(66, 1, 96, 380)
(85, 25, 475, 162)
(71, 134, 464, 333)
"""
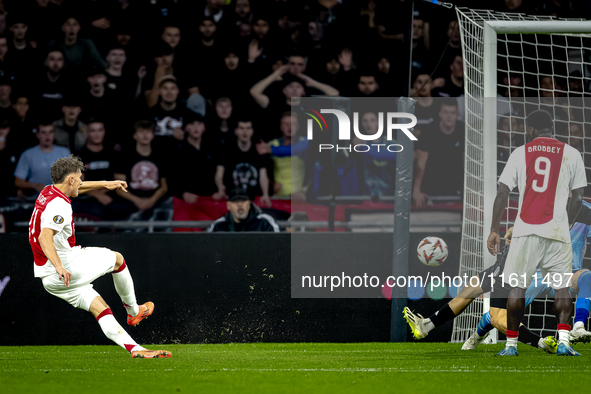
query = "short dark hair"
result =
(526, 110, 553, 132)
(235, 115, 253, 126)
(439, 97, 458, 109)
(133, 120, 155, 133)
(46, 46, 65, 59)
(51, 155, 85, 184)
(39, 117, 54, 129)
(87, 117, 105, 127)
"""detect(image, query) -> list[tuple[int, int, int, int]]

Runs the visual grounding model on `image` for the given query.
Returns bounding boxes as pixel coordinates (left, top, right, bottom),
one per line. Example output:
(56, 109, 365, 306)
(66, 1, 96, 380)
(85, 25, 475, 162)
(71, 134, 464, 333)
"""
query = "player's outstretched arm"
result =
(78, 180, 128, 194)
(38, 228, 71, 287)
(487, 183, 510, 255)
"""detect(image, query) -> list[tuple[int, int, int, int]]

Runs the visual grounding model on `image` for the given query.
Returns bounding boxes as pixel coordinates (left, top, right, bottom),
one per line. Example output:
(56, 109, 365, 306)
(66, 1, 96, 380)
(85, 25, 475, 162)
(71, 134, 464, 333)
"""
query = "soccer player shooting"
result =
(29, 155, 171, 358)
(488, 110, 586, 356)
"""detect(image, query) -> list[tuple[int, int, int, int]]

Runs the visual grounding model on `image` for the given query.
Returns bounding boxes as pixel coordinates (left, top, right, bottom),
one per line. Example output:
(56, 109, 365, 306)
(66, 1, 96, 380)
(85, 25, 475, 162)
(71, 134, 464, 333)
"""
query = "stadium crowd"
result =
(0, 0, 589, 231)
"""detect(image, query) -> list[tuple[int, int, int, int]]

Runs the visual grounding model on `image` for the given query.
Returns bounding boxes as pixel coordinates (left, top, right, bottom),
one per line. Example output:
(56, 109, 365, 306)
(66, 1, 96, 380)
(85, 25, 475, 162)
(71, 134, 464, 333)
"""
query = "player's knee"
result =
(114, 252, 125, 269)
(490, 310, 507, 332)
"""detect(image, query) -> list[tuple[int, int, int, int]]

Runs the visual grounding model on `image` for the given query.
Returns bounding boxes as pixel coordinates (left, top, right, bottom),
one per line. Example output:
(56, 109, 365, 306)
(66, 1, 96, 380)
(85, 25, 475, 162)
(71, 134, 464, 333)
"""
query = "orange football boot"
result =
(131, 349, 172, 359)
(127, 302, 154, 326)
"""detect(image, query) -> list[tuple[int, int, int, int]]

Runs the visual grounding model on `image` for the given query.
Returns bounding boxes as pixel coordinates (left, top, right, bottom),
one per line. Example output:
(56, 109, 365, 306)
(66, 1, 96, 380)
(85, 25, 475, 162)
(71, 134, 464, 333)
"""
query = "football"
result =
(417, 236, 448, 267)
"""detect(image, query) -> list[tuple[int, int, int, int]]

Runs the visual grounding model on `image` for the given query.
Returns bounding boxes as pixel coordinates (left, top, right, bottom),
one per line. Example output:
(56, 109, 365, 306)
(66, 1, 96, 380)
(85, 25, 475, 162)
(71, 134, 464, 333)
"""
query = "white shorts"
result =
(503, 235, 572, 290)
(42, 247, 117, 311)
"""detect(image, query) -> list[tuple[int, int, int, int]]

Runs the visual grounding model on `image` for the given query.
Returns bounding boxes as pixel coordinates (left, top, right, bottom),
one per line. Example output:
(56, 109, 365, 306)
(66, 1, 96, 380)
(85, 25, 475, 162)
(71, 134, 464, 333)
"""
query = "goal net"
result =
(453, 7, 591, 342)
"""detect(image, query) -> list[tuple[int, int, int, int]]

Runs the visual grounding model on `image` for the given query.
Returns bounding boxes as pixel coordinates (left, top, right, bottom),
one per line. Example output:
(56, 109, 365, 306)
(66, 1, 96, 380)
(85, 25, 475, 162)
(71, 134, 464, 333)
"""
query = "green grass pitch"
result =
(1, 343, 590, 393)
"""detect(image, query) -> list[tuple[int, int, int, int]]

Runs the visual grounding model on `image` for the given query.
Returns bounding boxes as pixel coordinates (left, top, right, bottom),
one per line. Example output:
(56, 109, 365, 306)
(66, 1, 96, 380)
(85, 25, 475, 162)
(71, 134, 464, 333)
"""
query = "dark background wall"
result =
(0, 233, 460, 346)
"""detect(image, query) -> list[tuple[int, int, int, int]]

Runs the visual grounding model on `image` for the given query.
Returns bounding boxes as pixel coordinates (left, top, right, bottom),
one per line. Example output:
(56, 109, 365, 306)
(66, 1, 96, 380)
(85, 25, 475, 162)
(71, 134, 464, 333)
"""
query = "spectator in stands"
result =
(196, 17, 220, 64)
(353, 111, 397, 197)
(234, 0, 252, 22)
(204, 46, 250, 102)
(48, 14, 107, 72)
(256, 112, 308, 201)
(0, 74, 15, 121)
(413, 98, 464, 207)
(207, 97, 235, 155)
(37, 47, 71, 121)
(0, 118, 19, 199)
(53, 97, 86, 152)
(540, 75, 558, 105)
(80, 66, 117, 124)
(104, 44, 134, 103)
(412, 17, 431, 75)
(10, 93, 37, 150)
(149, 75, 187, 144)
(287, 54, 308, 76)
(316, 49, 354, 93)
(6, 13, 37, 81)
(144, 40, 175, 108)
(376, 54, 402, 96)
(113, 120, 169, 219)
(14, 121, 71, 197)
(214, 117, 272, 206)
(168, 113, 217, 203)
(161, 24, 181, 49)
(355, 72, 380, 97)
(72, 118, 119, 220)
(432, 55, 464, 97)
(411, 74, 436, 137)
(501, 74, 523, 98)
(207, 187, 279, 232)
(436, 20, 461, 79)
(0, 32, 14, 82)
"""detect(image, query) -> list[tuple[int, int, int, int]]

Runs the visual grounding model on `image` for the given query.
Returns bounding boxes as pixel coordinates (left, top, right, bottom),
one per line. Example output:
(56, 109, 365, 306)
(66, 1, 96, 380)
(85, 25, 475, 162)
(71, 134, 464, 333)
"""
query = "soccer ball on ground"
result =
(417, 236, 448, 267)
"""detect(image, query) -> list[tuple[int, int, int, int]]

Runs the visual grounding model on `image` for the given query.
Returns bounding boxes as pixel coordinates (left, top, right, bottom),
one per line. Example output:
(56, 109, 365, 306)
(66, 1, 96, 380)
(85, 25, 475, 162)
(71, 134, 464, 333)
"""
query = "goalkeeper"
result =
(403, 244, 558, 353)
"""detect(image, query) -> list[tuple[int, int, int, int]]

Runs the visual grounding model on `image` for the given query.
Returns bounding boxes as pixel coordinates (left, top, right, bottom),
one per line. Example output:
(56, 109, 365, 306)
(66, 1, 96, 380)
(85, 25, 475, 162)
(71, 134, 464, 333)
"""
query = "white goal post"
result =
(452, 8, 591, 343)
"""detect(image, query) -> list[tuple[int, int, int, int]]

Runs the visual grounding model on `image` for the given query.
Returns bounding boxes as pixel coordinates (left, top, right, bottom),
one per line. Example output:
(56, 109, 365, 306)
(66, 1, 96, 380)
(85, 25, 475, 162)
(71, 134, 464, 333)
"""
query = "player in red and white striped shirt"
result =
(30, 155, 171, 359)
(488, 110, 586, 356)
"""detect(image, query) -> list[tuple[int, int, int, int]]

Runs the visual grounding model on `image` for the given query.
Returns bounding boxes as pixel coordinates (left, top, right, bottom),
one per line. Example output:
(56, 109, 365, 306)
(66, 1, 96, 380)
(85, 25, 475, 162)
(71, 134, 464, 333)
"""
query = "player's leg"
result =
(461, 310, 493, 350)
(89, 296, 171, 359)
(461, 246, 511, 349)
(570, 269, 591, 343)
(540, 240, 579, 356)
(403, 276, 483, 340)
(498, 235, 541, 356)
(110, 251, 153, 326)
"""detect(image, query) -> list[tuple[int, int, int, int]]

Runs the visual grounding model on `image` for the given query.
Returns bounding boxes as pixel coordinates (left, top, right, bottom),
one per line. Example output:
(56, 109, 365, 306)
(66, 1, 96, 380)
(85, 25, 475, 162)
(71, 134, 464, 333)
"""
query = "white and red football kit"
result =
(29, 185, 116, 310)
(499, 137, 587, 289)
(29, 185, 80, 278)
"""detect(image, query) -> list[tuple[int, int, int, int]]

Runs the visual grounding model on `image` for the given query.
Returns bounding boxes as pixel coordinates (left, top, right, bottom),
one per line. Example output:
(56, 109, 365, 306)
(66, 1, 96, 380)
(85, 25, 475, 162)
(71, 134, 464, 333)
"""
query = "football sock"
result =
(518, 325, 541, 348)
(476, 311, 493, 337)
(96, 309, 145, 353)
(112, 261, 139, 317)
(428, 304, 456, 328)
(574, 271, 591, 325)
(506, 329, 518, 348)
(558, 324, 571, 346)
